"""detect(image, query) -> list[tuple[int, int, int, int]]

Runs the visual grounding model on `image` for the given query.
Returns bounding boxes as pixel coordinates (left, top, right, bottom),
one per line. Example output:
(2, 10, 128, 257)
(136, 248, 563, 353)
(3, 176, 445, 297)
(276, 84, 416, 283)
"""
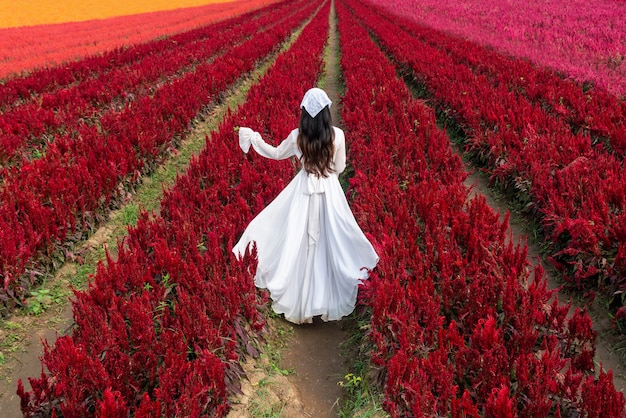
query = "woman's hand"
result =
(238, 126, 254, 153)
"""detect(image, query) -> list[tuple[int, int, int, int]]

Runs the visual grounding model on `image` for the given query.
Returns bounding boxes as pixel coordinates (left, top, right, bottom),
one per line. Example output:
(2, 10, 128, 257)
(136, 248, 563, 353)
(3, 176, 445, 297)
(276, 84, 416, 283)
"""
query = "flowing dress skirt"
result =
(232, 169, 378, 324)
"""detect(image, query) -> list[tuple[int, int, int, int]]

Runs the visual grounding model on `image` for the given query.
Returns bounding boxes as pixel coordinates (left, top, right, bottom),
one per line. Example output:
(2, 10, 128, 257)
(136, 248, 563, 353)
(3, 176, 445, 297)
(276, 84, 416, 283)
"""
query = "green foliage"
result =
(119, 203, 139, 226)
(247, 388, 285, 418)
(25, 282, 65, 316)
(338, 371, 386, 418)
(338, 314, 388, 417)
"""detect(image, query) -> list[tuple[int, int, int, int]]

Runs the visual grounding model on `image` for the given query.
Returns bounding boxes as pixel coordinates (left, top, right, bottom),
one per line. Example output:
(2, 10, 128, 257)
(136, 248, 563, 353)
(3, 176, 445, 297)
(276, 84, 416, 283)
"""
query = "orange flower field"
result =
(0, 0, 277, 79)
(0, 0, 234, 28)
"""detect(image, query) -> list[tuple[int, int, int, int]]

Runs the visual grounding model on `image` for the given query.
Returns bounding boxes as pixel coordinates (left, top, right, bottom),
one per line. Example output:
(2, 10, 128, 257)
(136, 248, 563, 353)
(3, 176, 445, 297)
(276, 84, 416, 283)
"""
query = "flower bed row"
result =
(0, 0, 276, 82)
(375, 11, 626, 156)
(0, 0, 279, 112)
(0, 0, 319, 311)
(347, 0, 626, 312)
(18, 0, 329, 415)
(0, 0, 307, 168)
(338, 0, 625, 415)
(366, 0, 626, 97)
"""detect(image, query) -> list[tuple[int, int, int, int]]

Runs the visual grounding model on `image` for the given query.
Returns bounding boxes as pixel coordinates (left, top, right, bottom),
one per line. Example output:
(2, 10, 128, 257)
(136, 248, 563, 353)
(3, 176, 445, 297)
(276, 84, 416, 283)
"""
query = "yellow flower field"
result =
(0, 0, 233, 28)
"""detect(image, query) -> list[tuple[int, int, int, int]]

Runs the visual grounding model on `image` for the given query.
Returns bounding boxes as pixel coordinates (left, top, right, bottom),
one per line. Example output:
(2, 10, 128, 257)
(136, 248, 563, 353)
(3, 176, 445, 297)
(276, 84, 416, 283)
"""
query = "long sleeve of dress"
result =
(333, 128, 346, 174)
(239, 126, 346, 174)
(239, 127, 297, 160)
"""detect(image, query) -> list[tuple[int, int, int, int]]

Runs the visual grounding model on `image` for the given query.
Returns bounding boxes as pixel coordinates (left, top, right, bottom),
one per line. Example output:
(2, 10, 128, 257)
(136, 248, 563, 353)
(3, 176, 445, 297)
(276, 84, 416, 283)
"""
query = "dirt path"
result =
(280, 318, 350, 417)
(275, 3, 352, 416)
(0, 312, 74, 417)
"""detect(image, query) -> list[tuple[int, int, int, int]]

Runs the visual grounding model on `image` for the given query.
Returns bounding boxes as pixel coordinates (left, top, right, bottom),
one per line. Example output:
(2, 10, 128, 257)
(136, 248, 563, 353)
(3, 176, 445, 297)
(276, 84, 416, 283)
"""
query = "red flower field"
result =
(1, 0, 625, 415)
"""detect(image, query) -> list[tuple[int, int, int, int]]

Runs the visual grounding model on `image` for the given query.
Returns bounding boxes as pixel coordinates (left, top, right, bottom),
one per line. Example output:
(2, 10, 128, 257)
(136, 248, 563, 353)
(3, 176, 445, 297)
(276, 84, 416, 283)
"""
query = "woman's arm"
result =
(334, 128, 346, 174)
(239, 127, 297, 160)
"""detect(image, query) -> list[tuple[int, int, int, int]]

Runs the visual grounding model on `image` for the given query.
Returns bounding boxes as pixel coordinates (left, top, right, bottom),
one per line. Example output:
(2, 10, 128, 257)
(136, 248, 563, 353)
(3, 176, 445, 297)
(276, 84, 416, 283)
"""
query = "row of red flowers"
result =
(0, 0, 318, 310)
(0, 0, 301, 168)
(18, 0, 329, 415)
(382, 13, 626, 156)
(338, 0, 624, 415)
(0, 5, 255, 113)
(350, 0, 626, 314)
(0, 0, 276, 84)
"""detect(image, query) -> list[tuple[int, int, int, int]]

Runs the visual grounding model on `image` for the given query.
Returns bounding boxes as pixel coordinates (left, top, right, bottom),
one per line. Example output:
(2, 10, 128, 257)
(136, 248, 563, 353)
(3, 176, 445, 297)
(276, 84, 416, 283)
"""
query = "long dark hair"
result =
(297, 105, 334, 177)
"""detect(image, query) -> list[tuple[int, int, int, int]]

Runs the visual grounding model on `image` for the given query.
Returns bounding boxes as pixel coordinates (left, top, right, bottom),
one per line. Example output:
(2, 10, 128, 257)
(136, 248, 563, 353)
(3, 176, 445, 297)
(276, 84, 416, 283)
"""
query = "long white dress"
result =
(232, 127, 379, 324)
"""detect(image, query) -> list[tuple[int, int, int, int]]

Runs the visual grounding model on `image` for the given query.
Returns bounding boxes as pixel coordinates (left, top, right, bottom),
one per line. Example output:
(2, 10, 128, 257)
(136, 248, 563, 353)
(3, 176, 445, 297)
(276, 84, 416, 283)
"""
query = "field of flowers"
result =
(346, 0, 626, 324)
(3, 0, 626, 415)
(0, 1, 292, 166)
(339, 0, 623, 415)
(367, 0, 626, 98)
(0, 0, 315, 309)
(18, 0, 329, 415)
(0, 0, 275, 79)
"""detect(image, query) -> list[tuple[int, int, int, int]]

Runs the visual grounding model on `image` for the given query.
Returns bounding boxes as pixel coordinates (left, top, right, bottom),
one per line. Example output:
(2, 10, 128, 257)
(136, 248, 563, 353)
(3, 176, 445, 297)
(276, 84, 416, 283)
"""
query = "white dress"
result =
(232, 127, 379, 324)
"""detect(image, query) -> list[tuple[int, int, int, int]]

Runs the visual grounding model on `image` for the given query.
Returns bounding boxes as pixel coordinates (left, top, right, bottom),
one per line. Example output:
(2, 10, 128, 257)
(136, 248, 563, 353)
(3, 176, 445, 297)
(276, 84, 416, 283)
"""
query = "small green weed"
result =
(24, 278, 68, 316)
(26, 288, 52, 315)
(247, 388, 284, 418)
(338, 313, 388, 418)
(338, 371, 386, 418)
(119, 203, 139, 226)
(0, 332, 24, 360)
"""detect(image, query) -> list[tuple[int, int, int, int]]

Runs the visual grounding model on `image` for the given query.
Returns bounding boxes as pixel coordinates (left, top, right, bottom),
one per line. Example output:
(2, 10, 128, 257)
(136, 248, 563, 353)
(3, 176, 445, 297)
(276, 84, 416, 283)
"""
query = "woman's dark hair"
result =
(297, 105, 334, 177)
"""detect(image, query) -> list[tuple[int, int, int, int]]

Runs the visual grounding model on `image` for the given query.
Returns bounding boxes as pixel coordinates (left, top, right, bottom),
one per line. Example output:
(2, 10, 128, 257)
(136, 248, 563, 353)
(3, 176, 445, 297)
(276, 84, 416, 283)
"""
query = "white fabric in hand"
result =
(238, 127, 258, 153)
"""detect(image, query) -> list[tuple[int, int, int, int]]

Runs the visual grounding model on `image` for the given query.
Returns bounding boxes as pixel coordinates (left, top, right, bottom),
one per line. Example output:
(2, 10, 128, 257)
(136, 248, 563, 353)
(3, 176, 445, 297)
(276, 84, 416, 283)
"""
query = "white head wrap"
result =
(300, 88, 332, 118)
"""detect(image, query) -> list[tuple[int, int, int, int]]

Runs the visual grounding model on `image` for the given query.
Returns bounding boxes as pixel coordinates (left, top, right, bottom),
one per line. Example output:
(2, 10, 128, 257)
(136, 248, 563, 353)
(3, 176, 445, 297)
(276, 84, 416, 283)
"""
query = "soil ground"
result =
(280, 317, 350, 417)
(1, 1, 625, 417)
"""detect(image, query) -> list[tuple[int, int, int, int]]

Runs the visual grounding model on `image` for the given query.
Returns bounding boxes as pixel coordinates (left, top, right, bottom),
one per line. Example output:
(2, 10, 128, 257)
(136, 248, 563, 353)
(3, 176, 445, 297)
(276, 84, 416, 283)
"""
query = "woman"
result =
(232, 88, 378, 324)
